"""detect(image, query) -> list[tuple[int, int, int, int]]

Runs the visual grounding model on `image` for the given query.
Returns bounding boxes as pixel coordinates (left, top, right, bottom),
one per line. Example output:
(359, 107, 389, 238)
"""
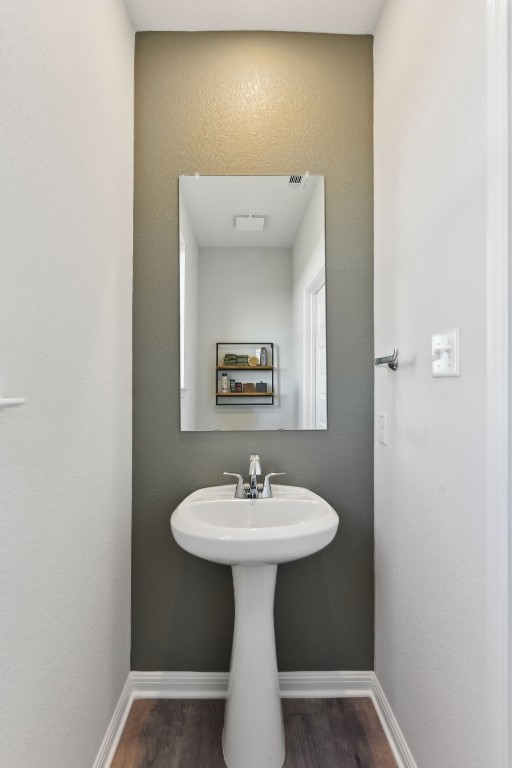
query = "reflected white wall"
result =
(196, 247, 293, 430)
(291, 178, 326, 428)
(179, 197, 199, 430)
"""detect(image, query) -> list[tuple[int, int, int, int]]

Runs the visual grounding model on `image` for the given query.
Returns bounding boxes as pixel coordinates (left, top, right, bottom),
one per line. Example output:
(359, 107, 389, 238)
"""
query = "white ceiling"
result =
(123, 0, 387, 34)
(180, 175, 321, 248)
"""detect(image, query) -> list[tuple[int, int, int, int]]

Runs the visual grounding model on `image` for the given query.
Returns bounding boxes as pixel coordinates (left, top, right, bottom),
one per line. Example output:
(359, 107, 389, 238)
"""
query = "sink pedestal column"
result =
(223, 563, 285, 768)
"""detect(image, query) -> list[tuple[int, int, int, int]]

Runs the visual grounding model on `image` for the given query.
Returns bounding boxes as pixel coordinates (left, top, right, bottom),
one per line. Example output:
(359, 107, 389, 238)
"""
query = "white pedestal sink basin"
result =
(171, 483, 338, 566)
(171, 483, 338, 768)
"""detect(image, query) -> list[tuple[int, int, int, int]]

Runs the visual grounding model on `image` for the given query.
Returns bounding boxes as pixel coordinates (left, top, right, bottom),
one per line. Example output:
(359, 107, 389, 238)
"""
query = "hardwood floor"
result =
(111, 697, 397, 768)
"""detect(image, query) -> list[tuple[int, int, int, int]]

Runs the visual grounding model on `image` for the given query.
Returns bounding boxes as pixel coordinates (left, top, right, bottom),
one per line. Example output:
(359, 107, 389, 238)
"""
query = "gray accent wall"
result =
(133, 31, 374, 671)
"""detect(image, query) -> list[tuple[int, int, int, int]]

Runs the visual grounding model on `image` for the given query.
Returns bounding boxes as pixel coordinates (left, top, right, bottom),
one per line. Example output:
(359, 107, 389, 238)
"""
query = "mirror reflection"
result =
(179, 175, 326, 431)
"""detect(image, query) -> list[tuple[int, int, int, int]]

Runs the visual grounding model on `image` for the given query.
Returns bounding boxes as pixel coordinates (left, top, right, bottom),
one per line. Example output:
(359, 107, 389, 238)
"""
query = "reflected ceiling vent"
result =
(287, 172, 309, 189)
(235, 214, 266, 232)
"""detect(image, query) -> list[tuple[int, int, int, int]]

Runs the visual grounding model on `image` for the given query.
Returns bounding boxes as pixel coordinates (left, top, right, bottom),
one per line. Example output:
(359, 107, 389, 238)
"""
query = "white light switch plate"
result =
(432, 329, 460, 377)
(378, 413, 387, 444)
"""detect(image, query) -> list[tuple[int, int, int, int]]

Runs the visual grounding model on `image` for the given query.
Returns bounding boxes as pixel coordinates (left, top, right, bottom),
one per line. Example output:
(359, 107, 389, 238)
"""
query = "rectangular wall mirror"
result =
(179, 175, 326, 431)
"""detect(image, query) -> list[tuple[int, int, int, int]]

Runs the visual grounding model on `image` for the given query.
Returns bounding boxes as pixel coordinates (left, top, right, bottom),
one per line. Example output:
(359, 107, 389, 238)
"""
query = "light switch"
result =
(378, 413, 387, 444)
(432, 329, 460, 377)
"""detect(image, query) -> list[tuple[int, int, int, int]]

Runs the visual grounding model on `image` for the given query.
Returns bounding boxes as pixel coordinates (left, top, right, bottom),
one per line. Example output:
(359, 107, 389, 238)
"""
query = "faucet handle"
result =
(261, 472, 285, 498)
(223, 472, 246, 499)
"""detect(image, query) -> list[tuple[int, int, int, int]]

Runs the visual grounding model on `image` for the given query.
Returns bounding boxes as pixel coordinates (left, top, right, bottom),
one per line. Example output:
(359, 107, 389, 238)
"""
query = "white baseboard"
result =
(91, 675, 134, 768)
(279, 669, 375, 697)
(130, 669, 375, 699)
(131, 670, 229, 698)
(92, 671, 417, 768)
(370, 675, 419, 768)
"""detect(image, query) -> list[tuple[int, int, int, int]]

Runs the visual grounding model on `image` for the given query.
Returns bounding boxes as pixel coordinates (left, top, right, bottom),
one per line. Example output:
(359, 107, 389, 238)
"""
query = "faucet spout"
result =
(248, 453, 261, 498)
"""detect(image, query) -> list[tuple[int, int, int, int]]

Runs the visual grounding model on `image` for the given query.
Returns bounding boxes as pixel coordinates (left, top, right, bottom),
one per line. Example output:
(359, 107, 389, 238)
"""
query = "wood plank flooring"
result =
(111, 698, 398, 768)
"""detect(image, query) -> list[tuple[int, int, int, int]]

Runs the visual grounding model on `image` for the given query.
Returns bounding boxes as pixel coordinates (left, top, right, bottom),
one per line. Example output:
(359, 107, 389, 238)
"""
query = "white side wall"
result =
(374, 2, 487, 767)
(0, 3, 134, 767)
(196, 247, 293, 430)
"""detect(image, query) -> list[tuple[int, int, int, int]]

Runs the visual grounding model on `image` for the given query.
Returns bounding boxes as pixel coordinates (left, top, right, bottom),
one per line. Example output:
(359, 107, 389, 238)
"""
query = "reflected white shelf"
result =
(0, 397, 25, 409)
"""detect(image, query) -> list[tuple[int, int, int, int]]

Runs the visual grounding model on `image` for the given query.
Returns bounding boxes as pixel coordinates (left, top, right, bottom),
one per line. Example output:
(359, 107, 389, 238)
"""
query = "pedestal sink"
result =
(170, 483, 338, 768)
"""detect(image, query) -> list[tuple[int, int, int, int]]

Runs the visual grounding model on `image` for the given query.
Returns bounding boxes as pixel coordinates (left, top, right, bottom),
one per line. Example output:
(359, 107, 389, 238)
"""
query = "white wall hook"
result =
(375, 348, 399, 371)
(0, 397, 25, 409)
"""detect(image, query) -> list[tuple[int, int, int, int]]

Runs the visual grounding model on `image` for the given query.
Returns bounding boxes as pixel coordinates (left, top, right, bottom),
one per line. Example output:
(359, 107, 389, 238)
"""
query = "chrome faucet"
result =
(261, 472, 285, 498)
(248, 453, 261, 498)
(224, 454, 285, 499)
(222, 472, 245, 499)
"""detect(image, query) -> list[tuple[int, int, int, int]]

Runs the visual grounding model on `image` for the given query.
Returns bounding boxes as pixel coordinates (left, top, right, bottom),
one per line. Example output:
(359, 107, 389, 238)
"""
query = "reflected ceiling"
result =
(180, 175, 317, 248)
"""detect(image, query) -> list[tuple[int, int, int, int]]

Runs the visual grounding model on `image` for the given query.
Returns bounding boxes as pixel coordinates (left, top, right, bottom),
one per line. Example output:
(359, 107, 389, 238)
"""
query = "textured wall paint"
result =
(0, 2, 133, 767)
(133, 31, 374, 671)
(374, 1, 487, 766)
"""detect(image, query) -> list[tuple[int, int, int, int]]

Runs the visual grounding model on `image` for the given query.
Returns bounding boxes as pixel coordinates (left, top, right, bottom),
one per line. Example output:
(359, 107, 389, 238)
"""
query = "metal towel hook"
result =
(374, 348, 399, 371)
